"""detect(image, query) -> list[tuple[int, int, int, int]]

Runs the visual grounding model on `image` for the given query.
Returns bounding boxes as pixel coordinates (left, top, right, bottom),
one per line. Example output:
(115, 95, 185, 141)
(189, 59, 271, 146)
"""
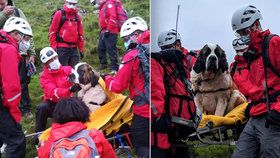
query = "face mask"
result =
(49, 59, 61, 70)
(66, 3, 77, 9)
(124, 40, 131, 50)
(19, 40, 30, 53)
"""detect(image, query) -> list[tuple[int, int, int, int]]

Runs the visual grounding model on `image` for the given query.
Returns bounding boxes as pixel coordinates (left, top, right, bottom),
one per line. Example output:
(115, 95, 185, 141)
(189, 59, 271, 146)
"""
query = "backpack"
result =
(50, 8, 79, 44)
(128, 44, 157, 113)
(49, 130, 99, 158)
(103, 0, 128, 29)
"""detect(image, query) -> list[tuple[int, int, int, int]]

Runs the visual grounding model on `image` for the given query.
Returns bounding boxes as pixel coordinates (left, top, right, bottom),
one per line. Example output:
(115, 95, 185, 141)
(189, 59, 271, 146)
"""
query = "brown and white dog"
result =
(190, 43, 246, 116)
(70, 62, 107, 112)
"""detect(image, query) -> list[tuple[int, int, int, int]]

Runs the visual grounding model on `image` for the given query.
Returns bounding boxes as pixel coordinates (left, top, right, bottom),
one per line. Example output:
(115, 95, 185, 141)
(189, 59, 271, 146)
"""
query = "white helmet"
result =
(66, 0, 78, 3)
(3, 17, 33, 36)
(120, 16, 148, 38)
(158, 29, 181, 48)
(232, 4, 262, 32)
(40, 47, 58, 64)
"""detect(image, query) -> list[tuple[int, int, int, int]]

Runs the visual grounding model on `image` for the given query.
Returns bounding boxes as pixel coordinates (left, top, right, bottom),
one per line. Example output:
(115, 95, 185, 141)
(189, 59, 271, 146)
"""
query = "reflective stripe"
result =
(109, 81, 114, 91)
(109, 19, 117, 24)
(54, 88, 59, 99)
(7, 92, 21, 102)
(49, 32, 56, 36)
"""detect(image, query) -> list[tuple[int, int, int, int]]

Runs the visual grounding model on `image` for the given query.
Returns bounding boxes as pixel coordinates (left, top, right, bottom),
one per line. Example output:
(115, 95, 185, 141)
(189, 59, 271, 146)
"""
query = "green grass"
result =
(8, 0, 236, 157)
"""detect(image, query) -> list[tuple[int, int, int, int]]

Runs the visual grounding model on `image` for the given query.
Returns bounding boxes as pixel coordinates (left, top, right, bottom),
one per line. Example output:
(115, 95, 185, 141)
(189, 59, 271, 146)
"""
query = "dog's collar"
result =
(195, 87, 230, 94)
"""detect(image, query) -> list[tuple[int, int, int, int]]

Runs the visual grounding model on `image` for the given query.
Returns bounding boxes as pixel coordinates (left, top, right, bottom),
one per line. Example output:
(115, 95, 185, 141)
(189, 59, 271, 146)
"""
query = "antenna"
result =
(175, 5, 180, 41)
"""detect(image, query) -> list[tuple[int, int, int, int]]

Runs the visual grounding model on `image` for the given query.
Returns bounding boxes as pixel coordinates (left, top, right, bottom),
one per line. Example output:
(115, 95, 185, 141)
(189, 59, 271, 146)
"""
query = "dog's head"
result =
(193, 43, 228, 73)
(69, 63, 100, 87)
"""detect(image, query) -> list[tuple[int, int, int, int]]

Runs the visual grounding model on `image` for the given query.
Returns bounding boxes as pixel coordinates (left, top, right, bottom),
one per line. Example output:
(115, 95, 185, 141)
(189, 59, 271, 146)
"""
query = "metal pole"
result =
(175, 5, 180, 40)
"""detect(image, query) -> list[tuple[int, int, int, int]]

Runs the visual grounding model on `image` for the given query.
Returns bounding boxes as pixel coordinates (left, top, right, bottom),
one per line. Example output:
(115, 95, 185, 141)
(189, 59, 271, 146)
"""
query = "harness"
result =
(245, 34, 280, 118)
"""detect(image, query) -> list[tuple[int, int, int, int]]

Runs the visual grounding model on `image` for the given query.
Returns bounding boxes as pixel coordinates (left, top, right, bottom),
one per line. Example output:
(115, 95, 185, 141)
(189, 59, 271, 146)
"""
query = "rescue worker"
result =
(154, 29, 197, 157)
(49, 0, 84, 67)
(103, 16, 150, 158)
(0, 17, 32, 158)
(231, 4, 280, 158)
(38, 97, 116, 158)
(0, 0, 36, 118)
(34, 47, 81, 144)
(91, 0, 125, 73)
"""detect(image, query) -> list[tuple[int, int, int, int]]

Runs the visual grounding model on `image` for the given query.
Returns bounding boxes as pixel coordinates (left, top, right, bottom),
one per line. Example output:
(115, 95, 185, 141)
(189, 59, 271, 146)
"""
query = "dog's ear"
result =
(192, 47, 206, 73)
(217, 45, 229, 72)
(90, 71, 99, 87)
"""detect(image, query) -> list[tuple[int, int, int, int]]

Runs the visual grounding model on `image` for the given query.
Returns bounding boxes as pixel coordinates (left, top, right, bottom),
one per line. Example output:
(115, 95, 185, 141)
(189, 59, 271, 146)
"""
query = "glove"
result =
(100, 73, 109, 80)
(69, 84, 82, 93)
(80, 52, 84, 59)
(104, 31, 110, 38)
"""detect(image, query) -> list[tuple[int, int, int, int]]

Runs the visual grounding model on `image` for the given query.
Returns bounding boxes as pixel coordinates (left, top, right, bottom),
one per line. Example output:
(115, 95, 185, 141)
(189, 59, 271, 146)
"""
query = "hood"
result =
(0, 30, 18, 49)
(137, 30, 150, 44)
(249, 29, 271, 54)
(50, 121, 87, 141)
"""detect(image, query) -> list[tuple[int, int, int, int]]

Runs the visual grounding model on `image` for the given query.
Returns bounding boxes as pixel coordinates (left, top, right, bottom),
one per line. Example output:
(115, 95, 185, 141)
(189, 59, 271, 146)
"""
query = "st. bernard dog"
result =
(190, 43, 246, 116)
(69, 62, 107, 112)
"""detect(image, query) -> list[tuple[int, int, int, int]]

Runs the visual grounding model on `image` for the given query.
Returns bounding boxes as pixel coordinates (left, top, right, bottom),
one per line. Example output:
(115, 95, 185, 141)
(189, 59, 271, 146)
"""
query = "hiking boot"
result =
(97, 65, 108, 71)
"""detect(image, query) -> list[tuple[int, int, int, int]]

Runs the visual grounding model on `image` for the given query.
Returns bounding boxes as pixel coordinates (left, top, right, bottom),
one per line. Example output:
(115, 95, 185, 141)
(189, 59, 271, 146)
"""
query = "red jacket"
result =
(151, 58, 170, 149)
(0, 30, 22, 123)
(40, 66, 73, 103)
(105, 30, 150, 118)
(49, 5, 84, 51)
(246, 29, 280, 117)
(38, 121, 116, 158)
(98, 0, 120, 34)
(230, 55, 252, 98)
(158, 47, 196, 120)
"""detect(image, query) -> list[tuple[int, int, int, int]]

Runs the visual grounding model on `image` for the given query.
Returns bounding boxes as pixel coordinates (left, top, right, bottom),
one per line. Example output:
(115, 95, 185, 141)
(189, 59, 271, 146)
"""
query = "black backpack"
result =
(50, 8, 79, 43)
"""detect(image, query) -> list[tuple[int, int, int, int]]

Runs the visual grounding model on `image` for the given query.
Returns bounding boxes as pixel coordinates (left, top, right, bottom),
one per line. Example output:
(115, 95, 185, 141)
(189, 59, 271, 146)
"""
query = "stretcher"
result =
(171, 102, 248, 147)
(39, 78, 133, 142)
(189, 102, 248, 146)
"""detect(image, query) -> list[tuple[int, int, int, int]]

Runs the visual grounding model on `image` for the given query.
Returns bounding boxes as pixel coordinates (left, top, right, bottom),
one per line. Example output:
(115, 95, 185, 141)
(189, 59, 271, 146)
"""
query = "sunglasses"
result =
(232, 37, 250, 47)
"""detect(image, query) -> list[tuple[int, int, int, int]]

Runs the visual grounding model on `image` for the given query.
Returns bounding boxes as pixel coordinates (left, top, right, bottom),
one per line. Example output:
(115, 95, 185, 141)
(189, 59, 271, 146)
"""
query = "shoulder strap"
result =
(58, 9, 66, 33)
(262, 34, 280, 78)
(230, 61, 239, 77)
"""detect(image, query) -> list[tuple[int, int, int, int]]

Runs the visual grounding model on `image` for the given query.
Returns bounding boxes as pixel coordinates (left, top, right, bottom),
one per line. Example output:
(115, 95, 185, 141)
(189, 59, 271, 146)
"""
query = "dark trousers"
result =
(35, 101, 56, 132)
(130, 114, 149, 158)
(152, 146, 167, 158)
(232, 117, 280, 158)
(97, 32, 119, 71)
(57, 47, 80, 68)
(0, 104, 26, 158)
(18, 58, 31, 113)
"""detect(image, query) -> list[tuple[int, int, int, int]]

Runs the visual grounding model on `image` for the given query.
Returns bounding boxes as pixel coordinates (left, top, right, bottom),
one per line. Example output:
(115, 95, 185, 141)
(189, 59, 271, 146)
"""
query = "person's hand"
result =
(80, 52, 84, 59)
(29, 55, 36, 63)
(69, 84, 82, 93)
(104, 31, 110, 38)
(100, 73, 109, 80)
(2, 6, 15, 16)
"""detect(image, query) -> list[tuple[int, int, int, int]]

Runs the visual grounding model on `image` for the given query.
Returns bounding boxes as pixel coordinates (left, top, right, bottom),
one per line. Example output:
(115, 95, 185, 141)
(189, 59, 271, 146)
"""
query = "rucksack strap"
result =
(230, 61, 239, 78)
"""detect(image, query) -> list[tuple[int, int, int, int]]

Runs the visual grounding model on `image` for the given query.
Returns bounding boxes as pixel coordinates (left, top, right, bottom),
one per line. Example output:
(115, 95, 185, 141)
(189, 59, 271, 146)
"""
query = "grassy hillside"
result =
(10, 0, 235, 158)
